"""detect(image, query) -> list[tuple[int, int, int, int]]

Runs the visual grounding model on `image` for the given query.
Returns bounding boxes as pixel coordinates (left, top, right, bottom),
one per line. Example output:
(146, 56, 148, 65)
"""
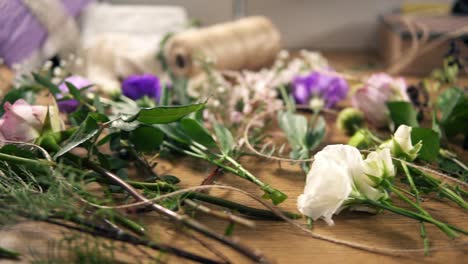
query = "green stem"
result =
(0, 153, 54, 167)
(400, 162, 429, 254)
(164, 141, 287, 205)
(409, 166, 468, 209)
(0, 246, 20, 260)
(124, 180, 299, 220)
(362, 198, 460, 238)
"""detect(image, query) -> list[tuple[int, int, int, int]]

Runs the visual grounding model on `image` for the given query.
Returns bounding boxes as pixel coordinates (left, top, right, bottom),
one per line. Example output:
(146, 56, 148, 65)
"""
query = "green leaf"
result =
(157, 123, 191, 145)
(180, 118, 216, 148)
(129, 102, 205, 124)
(387, 101, 419, 128)
(436, 87, 468, 138)
(411, 127, 440, 162)
(277, 111, 307, 149)
(129, 125, 164, 152)
(65, 81, 82, 101)
(54, 115, 99, 159)
(32, 73, 61, 95)
(305, 116, 326, 151)
(0, 86, 36, 115)
(213, 123, 235, 155)
(437, 87, 464, 122)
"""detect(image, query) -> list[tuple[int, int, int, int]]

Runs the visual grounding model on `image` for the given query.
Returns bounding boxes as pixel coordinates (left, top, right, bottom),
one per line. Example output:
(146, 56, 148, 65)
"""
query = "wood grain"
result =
(0, 52, 467, 264)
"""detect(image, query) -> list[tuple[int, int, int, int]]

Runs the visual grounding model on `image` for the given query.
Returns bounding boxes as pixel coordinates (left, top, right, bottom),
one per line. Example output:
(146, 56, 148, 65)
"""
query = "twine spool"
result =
(165, 16, 281, 76)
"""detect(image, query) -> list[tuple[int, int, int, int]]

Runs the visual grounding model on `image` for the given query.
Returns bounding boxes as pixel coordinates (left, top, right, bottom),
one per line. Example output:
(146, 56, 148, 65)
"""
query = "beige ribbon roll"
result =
(165, 16, 281, 76)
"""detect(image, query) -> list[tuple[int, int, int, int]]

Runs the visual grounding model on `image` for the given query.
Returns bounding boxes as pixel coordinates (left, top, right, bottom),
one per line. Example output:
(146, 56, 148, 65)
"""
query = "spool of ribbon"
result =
(165, 16, 281, 76)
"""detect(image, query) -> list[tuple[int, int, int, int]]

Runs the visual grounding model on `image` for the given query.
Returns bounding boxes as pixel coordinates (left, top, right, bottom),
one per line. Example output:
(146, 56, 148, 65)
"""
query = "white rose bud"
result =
(381, 125, 422, 161)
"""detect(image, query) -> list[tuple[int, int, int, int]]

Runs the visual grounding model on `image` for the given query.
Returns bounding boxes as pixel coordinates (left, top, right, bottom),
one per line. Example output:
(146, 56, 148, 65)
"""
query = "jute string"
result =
(165, 16, 281, 77)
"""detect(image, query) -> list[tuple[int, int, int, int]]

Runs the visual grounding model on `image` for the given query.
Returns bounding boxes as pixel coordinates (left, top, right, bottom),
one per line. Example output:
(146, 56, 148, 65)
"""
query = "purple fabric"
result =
(293, 71, 349, 108)
(122, 74, 162, 101)
(58, 76, 93, 113)
(0, 0, 93, 67)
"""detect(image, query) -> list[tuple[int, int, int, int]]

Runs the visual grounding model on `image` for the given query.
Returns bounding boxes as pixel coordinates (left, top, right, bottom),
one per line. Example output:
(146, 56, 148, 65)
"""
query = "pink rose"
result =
(0, 99, 48, 142)
(352, 73, 409, 128)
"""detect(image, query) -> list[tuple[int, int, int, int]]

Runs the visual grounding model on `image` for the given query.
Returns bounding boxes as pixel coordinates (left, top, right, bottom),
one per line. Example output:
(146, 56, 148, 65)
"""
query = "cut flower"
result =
(380, 125, 422, 161)
(298, 144, 395, 225)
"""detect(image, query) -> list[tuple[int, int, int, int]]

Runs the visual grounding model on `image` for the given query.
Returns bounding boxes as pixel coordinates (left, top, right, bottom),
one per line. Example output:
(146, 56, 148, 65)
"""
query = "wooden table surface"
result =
(0, 52, 467, 264)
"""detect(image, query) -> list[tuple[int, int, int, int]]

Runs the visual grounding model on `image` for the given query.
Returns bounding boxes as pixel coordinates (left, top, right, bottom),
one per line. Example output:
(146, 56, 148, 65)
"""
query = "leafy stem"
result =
(399, 162, 429, 255)
(163, 141, 287, 205)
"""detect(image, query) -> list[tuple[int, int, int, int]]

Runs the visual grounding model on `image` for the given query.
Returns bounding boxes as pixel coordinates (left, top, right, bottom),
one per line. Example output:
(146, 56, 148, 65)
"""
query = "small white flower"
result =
(381, 125, 422, 161)
(356, 148, 395, 201)
(43, 60, 53, 70)
(53, 67, 62, 77)
(309, 97, 324, 111)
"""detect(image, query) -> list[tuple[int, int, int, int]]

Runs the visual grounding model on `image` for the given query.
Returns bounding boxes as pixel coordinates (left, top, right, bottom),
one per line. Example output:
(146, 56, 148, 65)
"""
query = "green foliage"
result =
(437, 156, 468, 182)
(32, 73, 60, 95)
(213, 122, 236, 155)
(436, 87, 468, 139)
(180, 118, 216, 148)
(277, 110, 326, 168)
(0, 86, 37, 115)
(128, 125, 164, 152)
(54, 115, 100, 158)
(411, 127, 440, 162)
(387, 101, 419, 128)
(128, 102, 205, 124)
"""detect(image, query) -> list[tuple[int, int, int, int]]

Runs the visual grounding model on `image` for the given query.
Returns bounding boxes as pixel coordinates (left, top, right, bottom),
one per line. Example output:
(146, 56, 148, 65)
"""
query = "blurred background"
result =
(104, 0, 456, 50)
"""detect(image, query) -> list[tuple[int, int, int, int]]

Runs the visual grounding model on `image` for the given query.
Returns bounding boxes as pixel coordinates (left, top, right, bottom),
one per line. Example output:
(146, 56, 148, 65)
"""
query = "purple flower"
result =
(122, 74, 161, 101)
(292, 71, 348, 108)
(58, 76, 93, 113)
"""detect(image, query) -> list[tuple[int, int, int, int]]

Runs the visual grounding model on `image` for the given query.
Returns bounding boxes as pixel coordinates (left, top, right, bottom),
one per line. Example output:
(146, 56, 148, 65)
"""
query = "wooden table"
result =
(0, 53, 467, 264)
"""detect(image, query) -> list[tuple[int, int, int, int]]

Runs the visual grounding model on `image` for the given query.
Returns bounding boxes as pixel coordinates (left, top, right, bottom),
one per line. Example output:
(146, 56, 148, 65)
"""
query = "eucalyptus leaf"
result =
(128, 102, 204, 124)
(387, 101, 419, 128)
(305, 116, 326, 151)
(54, 115, 99, 159)
(277, 111, 307, 149)
(411, 127, 440, 162)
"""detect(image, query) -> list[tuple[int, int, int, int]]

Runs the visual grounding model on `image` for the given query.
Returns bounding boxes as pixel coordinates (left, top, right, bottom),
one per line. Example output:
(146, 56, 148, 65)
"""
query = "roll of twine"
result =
(165, 16, 281, 76)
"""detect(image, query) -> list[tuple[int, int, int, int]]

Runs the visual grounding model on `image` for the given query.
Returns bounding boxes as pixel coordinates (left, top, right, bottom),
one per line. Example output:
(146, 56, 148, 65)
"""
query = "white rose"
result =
(316, 144, 364, 179)
(297, 158, 353, 225)
(297, 145, 363, 225)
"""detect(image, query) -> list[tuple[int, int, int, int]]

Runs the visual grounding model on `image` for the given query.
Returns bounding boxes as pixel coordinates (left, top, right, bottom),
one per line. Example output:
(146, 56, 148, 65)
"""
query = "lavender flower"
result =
(58, 76, 93, 113)
(122, 74, 161, 101)
(292, 71, 348, 109)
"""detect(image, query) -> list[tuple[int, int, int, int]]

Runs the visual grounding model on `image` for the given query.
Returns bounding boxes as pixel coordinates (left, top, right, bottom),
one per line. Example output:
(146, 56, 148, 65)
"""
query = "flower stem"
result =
(123, 180, 300, 220)
(361, 198, 461, 238)
(0, 153, 55, 167)
(408, 165, 468, 210)
(0, 246, 20, 260)
(400, 162, 430, 255)
(163, 141, 287, 205)
(84, 160, 268, 263)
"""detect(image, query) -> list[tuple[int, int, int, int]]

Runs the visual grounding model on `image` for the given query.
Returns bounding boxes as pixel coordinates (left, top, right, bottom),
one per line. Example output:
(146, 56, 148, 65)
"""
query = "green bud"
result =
(337, 107, 364, 135)
(348, 129, 373, 149)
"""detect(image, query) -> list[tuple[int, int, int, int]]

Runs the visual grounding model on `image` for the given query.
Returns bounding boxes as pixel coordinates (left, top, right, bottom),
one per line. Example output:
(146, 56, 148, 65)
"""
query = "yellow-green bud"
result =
(336, 107, 364, 135)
